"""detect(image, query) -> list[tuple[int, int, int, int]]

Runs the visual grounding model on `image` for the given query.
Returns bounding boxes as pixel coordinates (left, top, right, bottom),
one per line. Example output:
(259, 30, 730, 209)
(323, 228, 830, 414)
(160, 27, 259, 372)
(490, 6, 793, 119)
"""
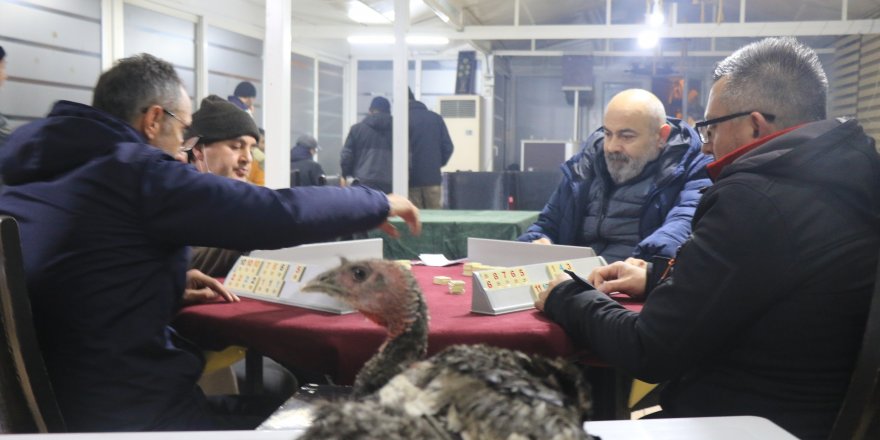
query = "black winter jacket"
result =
(341, 112, 393, 193)
(545, 119, 880, 440)
(408, 100, 453, 187)
(290, 144, 325, 186)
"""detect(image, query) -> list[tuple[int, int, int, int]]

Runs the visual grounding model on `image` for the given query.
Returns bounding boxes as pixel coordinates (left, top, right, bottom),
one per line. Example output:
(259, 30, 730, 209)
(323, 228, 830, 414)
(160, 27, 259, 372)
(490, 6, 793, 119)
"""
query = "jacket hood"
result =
(0, 100, 148, 185)
(568, 117, 703, 183)
(718, 118, 880, 216)
(364, 112, 392, 132)
(290, 144, 314, 162)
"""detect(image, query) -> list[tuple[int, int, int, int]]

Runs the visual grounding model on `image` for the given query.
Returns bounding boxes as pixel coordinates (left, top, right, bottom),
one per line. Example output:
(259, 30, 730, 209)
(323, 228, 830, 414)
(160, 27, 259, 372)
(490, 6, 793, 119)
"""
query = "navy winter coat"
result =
(518, 118, 711, 261)
(0, 101, 390, 431)
(408, 100, 453, 187)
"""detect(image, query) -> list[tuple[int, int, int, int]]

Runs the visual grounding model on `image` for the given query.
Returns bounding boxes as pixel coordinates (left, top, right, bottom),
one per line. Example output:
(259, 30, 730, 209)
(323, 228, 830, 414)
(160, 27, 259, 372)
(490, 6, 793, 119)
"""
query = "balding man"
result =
(519, 89, 712, 263)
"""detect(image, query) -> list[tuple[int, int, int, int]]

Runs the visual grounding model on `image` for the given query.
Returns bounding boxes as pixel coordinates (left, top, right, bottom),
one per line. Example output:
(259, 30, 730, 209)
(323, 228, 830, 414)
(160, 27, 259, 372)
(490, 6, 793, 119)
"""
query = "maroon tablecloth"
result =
(174, 264, 643, 385)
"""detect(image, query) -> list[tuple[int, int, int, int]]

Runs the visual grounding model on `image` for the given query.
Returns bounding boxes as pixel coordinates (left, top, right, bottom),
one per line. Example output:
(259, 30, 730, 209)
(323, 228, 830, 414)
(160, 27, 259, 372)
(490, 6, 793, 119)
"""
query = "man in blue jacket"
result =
(0, 53, 420, 432)
(518, 89, 712, 263)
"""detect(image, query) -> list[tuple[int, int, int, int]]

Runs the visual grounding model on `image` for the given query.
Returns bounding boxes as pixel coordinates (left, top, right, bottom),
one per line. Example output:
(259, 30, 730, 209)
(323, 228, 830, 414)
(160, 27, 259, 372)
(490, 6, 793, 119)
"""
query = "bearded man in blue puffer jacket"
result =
(518, 89, 712, 263)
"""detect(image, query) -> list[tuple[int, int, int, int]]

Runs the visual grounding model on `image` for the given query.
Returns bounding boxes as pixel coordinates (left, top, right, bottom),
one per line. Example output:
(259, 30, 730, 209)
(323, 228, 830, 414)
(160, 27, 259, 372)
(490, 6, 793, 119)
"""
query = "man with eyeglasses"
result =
(536, 37, 880, 440)
(518, 88, 713, 263)
(0, 53, 421, 432)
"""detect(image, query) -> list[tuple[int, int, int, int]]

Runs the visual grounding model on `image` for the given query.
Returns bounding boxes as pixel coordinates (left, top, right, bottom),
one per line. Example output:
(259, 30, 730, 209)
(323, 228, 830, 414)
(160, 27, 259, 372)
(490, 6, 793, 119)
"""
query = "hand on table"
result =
(534, 273, 570, 312)
(182, 269, 239, 305)
(380, 194, 422, 238)
(587, 261, 647, 300)
(531, 237, 552, 245)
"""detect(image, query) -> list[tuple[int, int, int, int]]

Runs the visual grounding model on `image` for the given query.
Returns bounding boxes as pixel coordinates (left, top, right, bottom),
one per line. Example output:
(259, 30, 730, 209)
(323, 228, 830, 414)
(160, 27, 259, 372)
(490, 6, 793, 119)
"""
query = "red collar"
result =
(706, 125, 803, 181)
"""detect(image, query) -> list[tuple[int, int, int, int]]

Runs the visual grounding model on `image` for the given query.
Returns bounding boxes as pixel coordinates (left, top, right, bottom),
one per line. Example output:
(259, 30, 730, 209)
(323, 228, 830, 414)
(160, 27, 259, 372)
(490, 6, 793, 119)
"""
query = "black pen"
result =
(563, 269, 596, 291)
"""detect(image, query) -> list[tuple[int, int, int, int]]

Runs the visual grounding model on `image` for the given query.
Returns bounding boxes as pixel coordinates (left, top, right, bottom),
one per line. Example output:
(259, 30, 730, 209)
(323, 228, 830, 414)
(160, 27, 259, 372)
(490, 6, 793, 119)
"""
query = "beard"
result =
(605, 151, 652, 185)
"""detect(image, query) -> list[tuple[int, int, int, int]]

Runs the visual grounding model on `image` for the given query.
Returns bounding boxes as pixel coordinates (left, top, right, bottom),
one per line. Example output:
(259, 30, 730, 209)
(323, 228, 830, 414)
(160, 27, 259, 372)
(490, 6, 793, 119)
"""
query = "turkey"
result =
(298, 258, 593, 440)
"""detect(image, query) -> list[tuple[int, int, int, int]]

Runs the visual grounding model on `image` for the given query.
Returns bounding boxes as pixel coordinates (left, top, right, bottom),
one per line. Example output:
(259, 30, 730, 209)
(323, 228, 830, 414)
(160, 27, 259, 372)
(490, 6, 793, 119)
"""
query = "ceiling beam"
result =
(292, 19, 880, 40)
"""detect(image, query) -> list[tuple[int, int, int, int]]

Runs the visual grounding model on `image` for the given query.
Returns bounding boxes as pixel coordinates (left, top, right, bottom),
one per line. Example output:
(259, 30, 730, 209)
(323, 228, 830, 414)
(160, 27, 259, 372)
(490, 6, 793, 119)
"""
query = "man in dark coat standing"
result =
(341, 96, 393, 193)
(536, 37, 880, 440)
(408, 88, 454, 208)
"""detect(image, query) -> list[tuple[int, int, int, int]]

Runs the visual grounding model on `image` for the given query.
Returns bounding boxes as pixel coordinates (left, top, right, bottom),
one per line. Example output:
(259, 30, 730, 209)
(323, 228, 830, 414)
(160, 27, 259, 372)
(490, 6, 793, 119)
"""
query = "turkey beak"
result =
(301, 272, 345, 298)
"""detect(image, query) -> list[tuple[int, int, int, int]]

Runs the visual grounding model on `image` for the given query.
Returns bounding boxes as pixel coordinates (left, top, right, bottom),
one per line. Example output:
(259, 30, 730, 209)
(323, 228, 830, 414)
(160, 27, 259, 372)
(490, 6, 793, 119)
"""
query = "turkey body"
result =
(299, 259, 593, 440)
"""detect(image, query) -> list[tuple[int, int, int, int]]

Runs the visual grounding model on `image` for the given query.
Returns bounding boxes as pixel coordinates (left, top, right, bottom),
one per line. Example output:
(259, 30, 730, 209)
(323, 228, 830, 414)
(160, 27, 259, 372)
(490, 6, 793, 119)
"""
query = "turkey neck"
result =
(353, 288, 428, 397)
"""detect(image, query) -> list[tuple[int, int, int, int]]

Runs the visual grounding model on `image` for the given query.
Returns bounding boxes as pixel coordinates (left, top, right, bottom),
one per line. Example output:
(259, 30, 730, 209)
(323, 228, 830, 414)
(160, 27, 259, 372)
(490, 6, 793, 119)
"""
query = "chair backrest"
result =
(443, 171, 510, 210)
(0, 216, 65, 433)
(510, 171, 562, 211)
(829, 249, 880, 439)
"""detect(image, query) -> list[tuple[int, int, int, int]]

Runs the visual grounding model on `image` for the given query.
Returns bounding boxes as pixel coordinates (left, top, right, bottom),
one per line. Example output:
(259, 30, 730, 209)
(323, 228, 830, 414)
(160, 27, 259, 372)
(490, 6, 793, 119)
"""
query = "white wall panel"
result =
(0, 1, 100, 53)
(21, 0, 100, 18)
(0, 81, 92, 119)
(0, 40, 101, 88)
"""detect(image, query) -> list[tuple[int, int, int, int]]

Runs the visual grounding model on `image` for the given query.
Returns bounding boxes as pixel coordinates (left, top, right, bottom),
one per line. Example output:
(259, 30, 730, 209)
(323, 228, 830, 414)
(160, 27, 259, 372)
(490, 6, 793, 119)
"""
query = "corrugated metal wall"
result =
(830, 34, 880, 149)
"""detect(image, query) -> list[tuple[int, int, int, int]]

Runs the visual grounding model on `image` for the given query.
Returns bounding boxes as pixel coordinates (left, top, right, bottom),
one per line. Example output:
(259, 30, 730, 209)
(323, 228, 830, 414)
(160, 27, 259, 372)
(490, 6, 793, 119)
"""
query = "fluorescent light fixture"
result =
(348, 2, 392, 24)
(347, 35, 395, 45)
(347, 35, 449, 46)
(637, 30, 659, 49)
(406, 35, 449, 45)
(646, 0, 664, 27)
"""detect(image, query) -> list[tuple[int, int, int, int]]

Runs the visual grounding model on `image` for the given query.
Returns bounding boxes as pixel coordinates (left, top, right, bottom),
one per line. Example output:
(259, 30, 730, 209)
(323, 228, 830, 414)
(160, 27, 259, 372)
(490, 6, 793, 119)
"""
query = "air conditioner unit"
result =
(437, 95, 483, 172)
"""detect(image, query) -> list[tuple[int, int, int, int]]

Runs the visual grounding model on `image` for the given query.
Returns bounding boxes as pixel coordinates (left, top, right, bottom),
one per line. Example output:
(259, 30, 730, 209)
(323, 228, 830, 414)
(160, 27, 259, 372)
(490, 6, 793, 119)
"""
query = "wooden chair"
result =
(0, 216, 65, 432)
(829, 250, 880, 439)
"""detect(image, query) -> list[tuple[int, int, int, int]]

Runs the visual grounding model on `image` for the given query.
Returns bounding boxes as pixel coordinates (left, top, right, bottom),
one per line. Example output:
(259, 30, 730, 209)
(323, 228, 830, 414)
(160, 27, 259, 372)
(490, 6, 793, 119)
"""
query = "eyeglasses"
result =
(161, 108, 200, 152)
(142, 106, 200, 152)
(694, 111, 776, 144)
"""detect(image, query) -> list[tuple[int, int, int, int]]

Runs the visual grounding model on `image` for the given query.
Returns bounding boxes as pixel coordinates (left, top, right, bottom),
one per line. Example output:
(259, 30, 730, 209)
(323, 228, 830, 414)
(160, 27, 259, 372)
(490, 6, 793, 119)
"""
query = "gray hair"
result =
(92, 53, 184, 125)
(713, 37, 827, 128)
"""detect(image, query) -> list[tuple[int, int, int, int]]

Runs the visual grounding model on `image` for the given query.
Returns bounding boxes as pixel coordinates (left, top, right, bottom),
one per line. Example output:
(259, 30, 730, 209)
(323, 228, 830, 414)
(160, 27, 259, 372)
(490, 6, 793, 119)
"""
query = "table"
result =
(5, 416, 795, 439)
(584, 416, 798, 439)
(174, 264, 643, 386)
(366, 209, 540, 260)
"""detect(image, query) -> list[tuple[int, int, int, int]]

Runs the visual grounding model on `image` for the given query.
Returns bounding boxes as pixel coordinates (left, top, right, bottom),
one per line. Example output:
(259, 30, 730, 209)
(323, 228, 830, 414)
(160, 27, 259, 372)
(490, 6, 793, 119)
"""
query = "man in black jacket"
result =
(290, 134, 325, 186)
(341, 96, 393, 193)
(408, 88, 454, 208)
(536, 37, 880, 440)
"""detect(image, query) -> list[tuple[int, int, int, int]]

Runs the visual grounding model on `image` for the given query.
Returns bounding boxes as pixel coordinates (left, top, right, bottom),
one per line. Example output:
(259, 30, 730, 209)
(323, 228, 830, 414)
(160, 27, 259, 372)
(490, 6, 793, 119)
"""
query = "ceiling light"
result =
(347, 35, 449, 46)
(646, 0, 664, 27)
(637, 30, 659, 49)
(347, 35, 395, 45)
(406, 35, 449, 45)
(348, 2, 392, 24)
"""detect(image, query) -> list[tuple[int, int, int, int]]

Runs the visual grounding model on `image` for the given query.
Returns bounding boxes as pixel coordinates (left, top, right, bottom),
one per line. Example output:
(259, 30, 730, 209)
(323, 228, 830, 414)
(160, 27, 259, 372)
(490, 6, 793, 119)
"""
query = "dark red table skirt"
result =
(174, 264, 643, 385)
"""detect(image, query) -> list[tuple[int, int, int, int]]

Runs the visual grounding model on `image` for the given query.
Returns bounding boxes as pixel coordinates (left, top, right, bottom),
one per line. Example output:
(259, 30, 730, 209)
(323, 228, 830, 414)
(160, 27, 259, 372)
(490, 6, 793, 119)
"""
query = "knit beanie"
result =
(295, 134, 319, 150)
(189, 95, 260, 143)
(233, 81, 257, 98)
(369, 96, 390, 113)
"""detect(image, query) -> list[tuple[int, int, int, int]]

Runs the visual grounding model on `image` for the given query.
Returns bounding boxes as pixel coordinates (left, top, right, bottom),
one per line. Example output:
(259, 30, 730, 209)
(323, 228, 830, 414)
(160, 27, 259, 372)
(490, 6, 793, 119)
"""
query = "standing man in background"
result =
(408, 88, 454, 208)
(341, 96, 393, 193)
(228, 80, 257, 117)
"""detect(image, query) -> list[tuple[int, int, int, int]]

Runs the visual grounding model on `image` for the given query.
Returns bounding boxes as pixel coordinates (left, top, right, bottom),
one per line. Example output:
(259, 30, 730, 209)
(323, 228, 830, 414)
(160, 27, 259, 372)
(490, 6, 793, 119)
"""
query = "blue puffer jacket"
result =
(518, 118, 712, 261)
